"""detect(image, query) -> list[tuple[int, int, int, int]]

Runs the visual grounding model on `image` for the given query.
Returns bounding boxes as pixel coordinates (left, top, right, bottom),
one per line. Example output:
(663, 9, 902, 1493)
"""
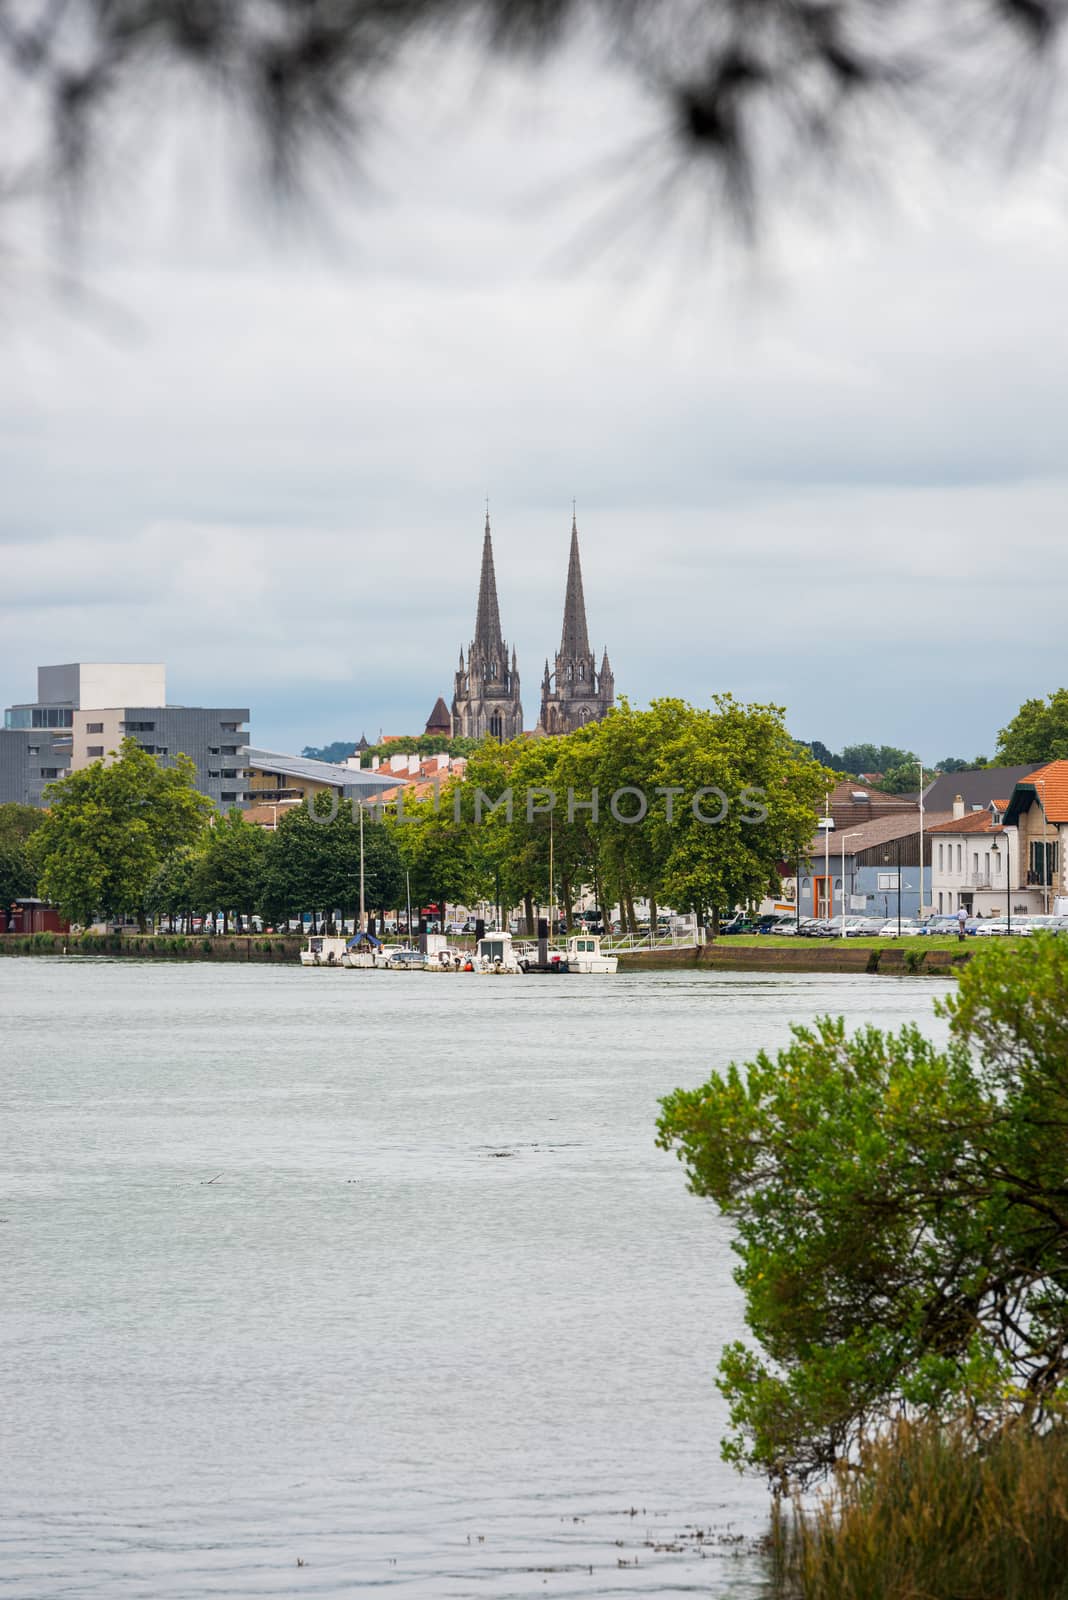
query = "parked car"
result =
(769, 916, 800, 935)
(877, 919, 926, 938)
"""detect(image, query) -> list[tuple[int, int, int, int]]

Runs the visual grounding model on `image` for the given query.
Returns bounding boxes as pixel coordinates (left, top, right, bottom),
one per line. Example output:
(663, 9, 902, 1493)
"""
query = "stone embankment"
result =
(616, 943, 972, 976)
(1, 932, 971, 976)
(0, 932, 303, 962)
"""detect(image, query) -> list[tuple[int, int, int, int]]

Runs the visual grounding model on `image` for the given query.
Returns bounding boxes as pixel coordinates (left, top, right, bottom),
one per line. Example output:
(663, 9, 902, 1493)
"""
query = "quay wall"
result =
(0, 932, 303, 962)
(0, 933, 971, 976)
(617, 943, 972, 976)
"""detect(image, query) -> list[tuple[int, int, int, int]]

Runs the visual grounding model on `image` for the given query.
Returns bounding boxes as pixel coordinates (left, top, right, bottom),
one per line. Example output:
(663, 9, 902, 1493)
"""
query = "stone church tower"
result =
(539, 512, 615, 735)
(451, 513, 524, 741)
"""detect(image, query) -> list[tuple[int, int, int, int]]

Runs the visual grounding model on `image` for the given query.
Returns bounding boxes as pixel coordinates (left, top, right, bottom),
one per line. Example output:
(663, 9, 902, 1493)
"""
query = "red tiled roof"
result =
(926, 811, 1004, 836)
(1018, 759, 1068, 823)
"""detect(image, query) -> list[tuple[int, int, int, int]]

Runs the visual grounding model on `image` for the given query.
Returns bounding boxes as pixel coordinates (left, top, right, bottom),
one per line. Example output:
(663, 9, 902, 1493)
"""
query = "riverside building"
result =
(1, 662, 250, 809)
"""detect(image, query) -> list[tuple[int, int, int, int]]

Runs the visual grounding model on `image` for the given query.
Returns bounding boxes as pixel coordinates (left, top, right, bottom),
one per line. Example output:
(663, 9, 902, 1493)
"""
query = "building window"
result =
(938, 892, 943, 911)
(39, 767, 59, 779)
(973, 851, 979, 876)
(957, 844, 962, 872)
(122, 721, 156, 733)
(28, 746, 39, 756)
(984, 851, 990, 878)
(208, 770, 220, 778)
(221, 746, 238, 756)
(994, 851, 1001, 874)
(938, 843, 944, 870)
(1029, 840, 1058, 886)
(86, 722, 104, 734)
(221, 792, 237, 802)
(140, 744, 156, 754)
(87, 746, 104, 758)
(222, 769, 236, 779)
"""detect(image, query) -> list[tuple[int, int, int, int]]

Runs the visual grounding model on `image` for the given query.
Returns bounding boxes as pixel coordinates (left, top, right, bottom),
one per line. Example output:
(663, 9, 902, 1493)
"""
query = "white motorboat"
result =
(300, 935, 348, 967)
(474, 931, 524, 974)
(375, 946, 428, 971)
(562, 933, 618, 974)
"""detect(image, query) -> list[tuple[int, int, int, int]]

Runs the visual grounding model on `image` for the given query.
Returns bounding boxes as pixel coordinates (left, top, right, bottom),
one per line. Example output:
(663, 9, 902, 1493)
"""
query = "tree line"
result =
(10, 698, 832, 932)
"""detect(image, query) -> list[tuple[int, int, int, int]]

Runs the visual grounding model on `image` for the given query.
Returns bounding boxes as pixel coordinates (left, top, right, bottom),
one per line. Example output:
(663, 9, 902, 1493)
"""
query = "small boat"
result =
(342, 931, 382, 969)
(475, 931, 524, 974)
(562, 933, 618, 974)
(375, 946, 428, 971)
(300, 934, 348, 967)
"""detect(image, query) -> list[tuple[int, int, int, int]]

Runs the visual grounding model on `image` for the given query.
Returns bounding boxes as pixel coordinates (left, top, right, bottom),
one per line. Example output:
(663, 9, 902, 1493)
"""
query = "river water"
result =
(0, 960, 952, 1599)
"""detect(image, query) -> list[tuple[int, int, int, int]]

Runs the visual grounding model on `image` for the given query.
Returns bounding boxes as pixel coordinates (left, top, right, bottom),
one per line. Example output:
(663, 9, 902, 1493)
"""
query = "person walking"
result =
(957, 905, 968, 942)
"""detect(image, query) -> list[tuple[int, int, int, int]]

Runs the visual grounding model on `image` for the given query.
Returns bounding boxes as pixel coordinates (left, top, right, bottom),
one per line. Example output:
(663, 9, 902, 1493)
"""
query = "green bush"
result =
(772, 1417, 1068, 1600)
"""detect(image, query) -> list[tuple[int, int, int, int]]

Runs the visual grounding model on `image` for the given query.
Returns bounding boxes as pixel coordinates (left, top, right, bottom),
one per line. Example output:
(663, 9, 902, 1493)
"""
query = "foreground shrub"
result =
(658, 935, 1068, 1482)
(773, 1416, 1068, 1600)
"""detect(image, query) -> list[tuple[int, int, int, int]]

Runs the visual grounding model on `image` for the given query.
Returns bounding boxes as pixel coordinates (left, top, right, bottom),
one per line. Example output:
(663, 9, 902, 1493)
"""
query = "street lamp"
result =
(883, 838, 903, 936)
(991, 831, 1010, 936)
(1037, 778, 1051, 915)
(840, 832, 863, 940)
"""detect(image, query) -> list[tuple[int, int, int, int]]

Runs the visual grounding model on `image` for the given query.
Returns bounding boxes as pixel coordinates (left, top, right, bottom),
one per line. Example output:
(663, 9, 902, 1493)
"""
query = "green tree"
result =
(0, 801, 44, 911)
(259, 796, 404, 929)
(30, 739, 212, 927)
(191, 811, 268, 932)
(0, 844, 37, 908)
(657, 936, 1068, 1486)
(874, 757, 922, 794)
(145, 848, 201, 932)
(997, 688, 1068, 764)
(0, 802, 46, 851)
(649, 696, 831, 930)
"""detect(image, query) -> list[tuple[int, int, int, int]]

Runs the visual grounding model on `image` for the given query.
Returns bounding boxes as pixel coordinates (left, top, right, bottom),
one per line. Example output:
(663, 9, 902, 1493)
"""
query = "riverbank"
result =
(618, 942, 974, 976)
(0, 931, 303, 961)
(1, 929, 975, 975)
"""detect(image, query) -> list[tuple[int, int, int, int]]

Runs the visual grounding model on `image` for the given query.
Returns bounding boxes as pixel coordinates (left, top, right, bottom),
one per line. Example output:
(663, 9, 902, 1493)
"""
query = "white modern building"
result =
(1, 662, 250, 809)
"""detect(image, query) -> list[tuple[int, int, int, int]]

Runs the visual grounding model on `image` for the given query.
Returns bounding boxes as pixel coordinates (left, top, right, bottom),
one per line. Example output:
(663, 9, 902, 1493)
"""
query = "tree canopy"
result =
(997, 688, 1068, 764)
(657, 935, 1068, 1486)
(30, 739, 213, 926)
(3, 1, 1063, 239)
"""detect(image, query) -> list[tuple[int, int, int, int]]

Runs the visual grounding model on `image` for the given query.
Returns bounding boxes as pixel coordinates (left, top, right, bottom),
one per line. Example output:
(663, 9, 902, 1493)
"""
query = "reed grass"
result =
(772, 1417, 1068, 1600)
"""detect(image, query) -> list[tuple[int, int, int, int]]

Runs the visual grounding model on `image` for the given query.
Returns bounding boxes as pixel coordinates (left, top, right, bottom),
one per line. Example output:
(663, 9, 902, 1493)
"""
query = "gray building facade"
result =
(2, 663, 251, 809)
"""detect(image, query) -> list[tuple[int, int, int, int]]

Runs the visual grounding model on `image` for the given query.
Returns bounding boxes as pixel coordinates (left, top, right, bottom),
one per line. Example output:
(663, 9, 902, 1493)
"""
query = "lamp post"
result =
(917, 760, 926, 917)
(884, 839, 903, 935)
(992, 831, 1011, 936)
(1037, 778, 1051, 914)
(840, 832, 862, 940)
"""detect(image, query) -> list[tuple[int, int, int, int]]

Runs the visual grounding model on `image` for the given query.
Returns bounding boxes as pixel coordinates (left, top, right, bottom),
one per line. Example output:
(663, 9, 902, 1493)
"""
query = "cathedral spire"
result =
(559, 508, 591, 660)
(473, 510, 504, 657)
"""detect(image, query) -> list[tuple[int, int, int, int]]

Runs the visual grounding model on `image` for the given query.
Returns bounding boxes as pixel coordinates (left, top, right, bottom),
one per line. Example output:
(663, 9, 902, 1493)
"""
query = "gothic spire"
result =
(559, 508, 591, 661)
(473, 509, 504, 657)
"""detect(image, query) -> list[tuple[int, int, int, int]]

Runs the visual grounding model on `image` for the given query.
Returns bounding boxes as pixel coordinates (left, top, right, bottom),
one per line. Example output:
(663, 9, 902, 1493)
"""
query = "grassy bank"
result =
(772, 1418, 1068, 1600)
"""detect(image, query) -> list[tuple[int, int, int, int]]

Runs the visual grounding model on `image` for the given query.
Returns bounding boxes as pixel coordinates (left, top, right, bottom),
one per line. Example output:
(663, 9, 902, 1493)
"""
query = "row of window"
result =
(937, 842, 1002, 878)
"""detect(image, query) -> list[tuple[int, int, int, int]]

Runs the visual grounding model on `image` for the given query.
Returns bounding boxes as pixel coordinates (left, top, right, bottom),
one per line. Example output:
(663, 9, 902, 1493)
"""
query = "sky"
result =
(3, 29, 1068, 763)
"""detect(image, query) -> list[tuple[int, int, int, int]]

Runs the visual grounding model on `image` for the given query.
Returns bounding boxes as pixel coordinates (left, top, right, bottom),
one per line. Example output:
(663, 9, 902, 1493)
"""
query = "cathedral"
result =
(441, 509, 615, 742)
(538, 511, 615, 735)
(449, 513, 525, 741)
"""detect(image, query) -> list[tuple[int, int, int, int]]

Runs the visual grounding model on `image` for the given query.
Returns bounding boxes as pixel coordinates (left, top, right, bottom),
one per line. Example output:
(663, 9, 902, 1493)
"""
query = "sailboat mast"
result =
(358, 799, 366, 933)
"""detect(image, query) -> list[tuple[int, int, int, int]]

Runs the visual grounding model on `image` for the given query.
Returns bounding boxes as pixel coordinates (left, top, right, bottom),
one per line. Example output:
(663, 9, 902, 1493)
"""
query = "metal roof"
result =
(241, 747, 406, 792)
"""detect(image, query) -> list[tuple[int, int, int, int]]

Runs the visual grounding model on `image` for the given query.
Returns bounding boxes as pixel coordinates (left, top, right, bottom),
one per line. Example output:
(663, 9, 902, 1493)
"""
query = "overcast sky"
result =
(3, 33, 1067, 763)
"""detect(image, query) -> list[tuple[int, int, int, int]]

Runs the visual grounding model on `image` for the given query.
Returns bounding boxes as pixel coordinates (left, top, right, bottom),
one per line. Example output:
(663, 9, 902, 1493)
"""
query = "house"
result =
(927, 760, 1068, 917)
(1000, 759, 1068, 913)
(792, 808, 953, 922)
(927, 800, 1010, 917)
(921, 764, 1041, 814)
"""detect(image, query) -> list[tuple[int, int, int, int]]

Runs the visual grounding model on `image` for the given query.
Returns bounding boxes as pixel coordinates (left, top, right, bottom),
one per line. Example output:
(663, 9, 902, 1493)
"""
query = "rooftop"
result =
(242, 748, 404, 792)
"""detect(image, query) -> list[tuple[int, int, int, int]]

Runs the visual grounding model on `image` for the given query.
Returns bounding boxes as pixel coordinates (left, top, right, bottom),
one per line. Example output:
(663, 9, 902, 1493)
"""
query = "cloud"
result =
(2, 37, 1067, 762)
